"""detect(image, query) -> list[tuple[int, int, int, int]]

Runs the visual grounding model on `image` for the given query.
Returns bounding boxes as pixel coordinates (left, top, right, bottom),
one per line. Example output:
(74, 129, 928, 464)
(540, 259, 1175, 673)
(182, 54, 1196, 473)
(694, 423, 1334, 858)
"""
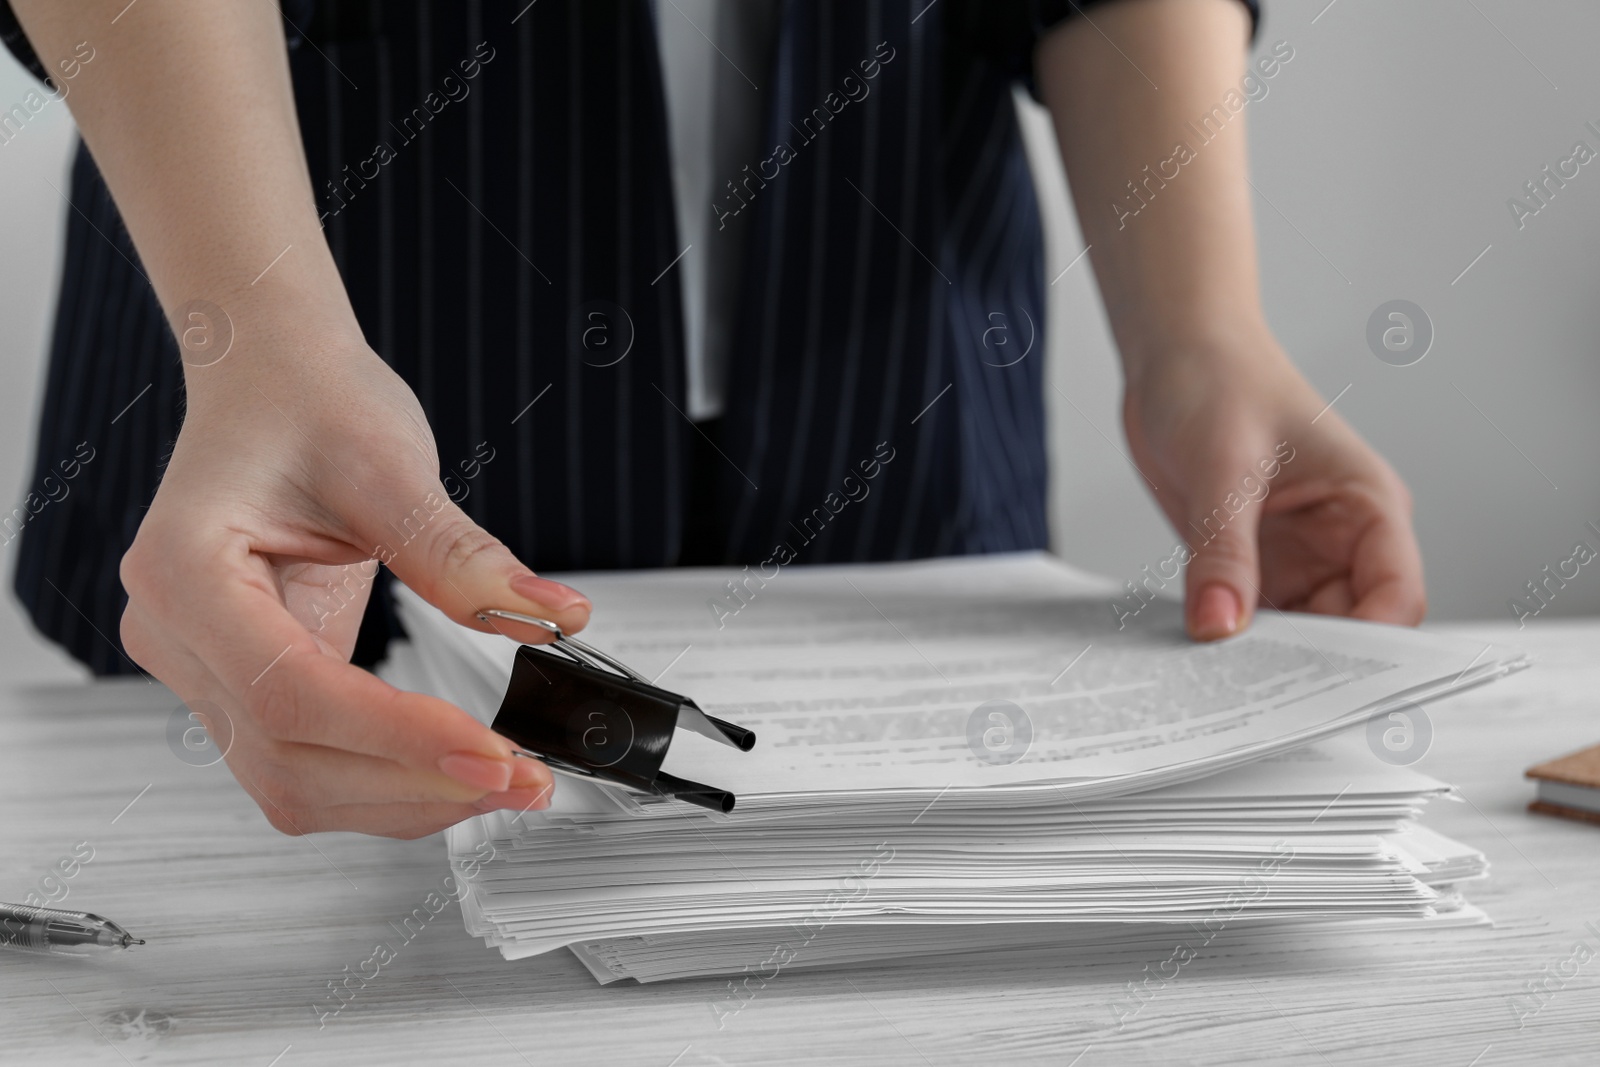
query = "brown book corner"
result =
(1524, 742, 1600, 788)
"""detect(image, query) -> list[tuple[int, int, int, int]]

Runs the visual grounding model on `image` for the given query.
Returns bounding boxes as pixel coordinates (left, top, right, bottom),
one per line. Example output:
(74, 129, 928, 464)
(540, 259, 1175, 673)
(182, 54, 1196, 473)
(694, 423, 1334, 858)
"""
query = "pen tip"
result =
(130, 938, 146, 946)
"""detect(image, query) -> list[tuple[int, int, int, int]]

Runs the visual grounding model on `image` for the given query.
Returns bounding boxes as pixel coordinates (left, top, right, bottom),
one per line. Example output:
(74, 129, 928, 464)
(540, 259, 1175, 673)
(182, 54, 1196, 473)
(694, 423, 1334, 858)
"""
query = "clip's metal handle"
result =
(512, 745, 737, 813)
(477, 609, 650, 684)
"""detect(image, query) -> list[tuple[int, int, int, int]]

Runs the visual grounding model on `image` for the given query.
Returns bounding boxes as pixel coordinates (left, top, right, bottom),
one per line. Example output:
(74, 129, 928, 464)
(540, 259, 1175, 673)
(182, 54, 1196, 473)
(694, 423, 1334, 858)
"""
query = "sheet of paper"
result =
(392, 552, 1521, 807)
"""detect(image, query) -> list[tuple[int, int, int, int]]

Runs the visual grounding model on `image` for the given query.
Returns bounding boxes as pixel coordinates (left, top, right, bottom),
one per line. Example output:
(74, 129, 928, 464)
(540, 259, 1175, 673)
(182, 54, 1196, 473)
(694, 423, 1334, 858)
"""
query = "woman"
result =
(1, 0, 1423, 837)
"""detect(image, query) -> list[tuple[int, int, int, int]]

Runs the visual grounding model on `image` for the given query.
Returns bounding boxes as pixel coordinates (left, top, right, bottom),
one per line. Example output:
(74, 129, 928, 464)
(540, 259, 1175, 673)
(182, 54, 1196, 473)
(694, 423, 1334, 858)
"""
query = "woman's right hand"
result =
(120, 332, 589, 838)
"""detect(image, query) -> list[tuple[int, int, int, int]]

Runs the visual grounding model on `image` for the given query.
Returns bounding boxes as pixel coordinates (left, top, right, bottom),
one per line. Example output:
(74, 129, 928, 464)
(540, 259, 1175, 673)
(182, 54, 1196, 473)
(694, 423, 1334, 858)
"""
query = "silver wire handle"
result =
(474, 608, 652, 685)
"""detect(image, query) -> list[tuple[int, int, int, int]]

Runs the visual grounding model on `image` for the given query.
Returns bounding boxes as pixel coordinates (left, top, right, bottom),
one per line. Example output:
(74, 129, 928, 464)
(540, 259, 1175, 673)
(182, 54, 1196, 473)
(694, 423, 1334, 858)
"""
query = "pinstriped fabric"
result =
(5, 0, 1261, 673)
(807, 0, 882, 562)
(891, 7, 947, 562)
(943, 72, 1050, 554)
(416, 0, 434, 414)
(13, 148, 182, 674)
(720, 0, 963, 564)
(465, 1, 485, 505)
(771, 0, 836, 545)
(514, 10, 536, 556)
(563, 10, 584, 558)
(889, 4, 934, 559)
(614, 0, 634, 565)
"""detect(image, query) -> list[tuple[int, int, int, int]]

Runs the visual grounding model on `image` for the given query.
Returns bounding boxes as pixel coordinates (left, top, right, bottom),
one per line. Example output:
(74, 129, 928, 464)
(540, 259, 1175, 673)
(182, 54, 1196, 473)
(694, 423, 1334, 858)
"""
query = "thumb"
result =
(371, 488, 591, 641)
(1181, 482, 1263, 642)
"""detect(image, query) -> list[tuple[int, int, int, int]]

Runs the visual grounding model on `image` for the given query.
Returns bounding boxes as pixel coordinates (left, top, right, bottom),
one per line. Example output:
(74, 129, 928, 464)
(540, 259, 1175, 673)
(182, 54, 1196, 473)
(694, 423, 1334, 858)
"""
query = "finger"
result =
(1182, 477, 1267, 642)
(120, 594, 212, 687)
(255, 800, 492, 840)
(146, 539, 527, 790)
(1302, 577, 1355, 617)
(366, 491, 592, 641)
(246, 648, 522, 786)
(245, 740, 555, 809)
(129, 595, 557, 825)
(280, 559, 378, 656)
(267, 793, 553, 839)
(1349, 515, 1427, 626)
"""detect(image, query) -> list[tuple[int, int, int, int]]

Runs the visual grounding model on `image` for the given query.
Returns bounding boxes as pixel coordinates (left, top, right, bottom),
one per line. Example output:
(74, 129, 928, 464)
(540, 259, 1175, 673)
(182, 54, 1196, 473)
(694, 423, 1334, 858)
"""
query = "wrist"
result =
(1117, 312, 1281, 394)
(168, 268, 368, 400)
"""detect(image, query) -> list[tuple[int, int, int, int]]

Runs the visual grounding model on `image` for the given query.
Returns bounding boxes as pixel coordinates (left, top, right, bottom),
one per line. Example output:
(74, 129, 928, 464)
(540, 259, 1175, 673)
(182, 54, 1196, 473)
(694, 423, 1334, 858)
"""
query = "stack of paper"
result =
(382, 553, 1523, 982)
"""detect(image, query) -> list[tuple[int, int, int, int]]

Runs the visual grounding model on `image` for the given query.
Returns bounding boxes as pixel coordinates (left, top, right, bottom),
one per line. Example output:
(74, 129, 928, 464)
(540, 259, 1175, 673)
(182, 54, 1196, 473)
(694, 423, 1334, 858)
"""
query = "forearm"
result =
(1037, 0, 1271, 389)
(10, 0, 361, 387)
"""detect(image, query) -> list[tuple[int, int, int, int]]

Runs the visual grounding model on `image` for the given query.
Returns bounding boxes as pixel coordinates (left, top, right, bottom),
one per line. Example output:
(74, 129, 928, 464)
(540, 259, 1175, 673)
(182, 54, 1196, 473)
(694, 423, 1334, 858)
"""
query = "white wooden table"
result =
(1, 621, 1596, 1066)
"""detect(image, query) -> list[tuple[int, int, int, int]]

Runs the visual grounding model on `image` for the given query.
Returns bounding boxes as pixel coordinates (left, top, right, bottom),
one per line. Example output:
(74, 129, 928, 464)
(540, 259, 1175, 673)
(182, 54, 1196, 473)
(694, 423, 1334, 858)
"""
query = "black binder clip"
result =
(476, 609, 756, 813)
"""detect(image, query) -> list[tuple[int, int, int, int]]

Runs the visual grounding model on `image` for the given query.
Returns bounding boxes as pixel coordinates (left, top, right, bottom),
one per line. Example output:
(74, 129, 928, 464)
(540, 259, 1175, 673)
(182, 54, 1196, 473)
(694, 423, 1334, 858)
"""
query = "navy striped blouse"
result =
(1, 0, 1258, 674)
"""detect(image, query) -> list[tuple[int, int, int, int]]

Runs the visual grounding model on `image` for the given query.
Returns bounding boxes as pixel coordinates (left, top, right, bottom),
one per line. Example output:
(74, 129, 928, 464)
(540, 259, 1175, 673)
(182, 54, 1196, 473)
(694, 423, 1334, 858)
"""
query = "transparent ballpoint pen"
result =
(0, 903, 145, 954)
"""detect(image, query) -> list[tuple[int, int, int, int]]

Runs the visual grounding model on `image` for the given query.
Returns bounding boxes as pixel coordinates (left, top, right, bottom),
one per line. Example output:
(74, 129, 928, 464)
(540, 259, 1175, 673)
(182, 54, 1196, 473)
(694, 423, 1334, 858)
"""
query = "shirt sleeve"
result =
(953, 0, 1263, 102)
(0, 0, 316, 88)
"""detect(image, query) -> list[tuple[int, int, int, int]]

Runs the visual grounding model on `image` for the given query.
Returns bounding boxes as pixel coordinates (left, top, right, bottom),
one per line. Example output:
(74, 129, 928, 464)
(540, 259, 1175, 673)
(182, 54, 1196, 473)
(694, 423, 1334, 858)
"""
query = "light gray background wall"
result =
(0, 0, 1595, 684)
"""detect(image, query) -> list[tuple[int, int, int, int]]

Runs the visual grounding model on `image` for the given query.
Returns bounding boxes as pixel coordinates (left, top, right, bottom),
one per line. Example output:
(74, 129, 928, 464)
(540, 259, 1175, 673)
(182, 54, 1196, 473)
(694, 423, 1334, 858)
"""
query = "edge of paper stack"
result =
(382, 552, 1526, 983)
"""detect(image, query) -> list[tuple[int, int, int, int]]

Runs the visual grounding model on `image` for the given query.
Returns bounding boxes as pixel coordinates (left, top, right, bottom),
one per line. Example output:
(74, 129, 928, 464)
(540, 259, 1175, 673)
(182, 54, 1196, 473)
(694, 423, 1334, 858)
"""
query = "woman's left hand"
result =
(1122, 331, 1427, 642)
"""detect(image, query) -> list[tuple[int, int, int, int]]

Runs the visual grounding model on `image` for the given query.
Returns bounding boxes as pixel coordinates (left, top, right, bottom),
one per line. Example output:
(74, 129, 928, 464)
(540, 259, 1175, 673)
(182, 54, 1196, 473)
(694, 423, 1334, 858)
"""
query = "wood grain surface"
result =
(1, 621, 1596, 1066)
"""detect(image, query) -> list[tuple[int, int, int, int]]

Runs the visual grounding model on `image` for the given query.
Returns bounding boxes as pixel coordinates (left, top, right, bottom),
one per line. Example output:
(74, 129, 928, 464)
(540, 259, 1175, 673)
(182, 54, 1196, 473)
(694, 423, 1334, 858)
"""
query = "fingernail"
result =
(509, 755, 548, 788)
(1192, 583, 1242, 641)
(477, 786, 554, 814)
(509, 573, 590, 612)
(438, 751, 513, 793)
